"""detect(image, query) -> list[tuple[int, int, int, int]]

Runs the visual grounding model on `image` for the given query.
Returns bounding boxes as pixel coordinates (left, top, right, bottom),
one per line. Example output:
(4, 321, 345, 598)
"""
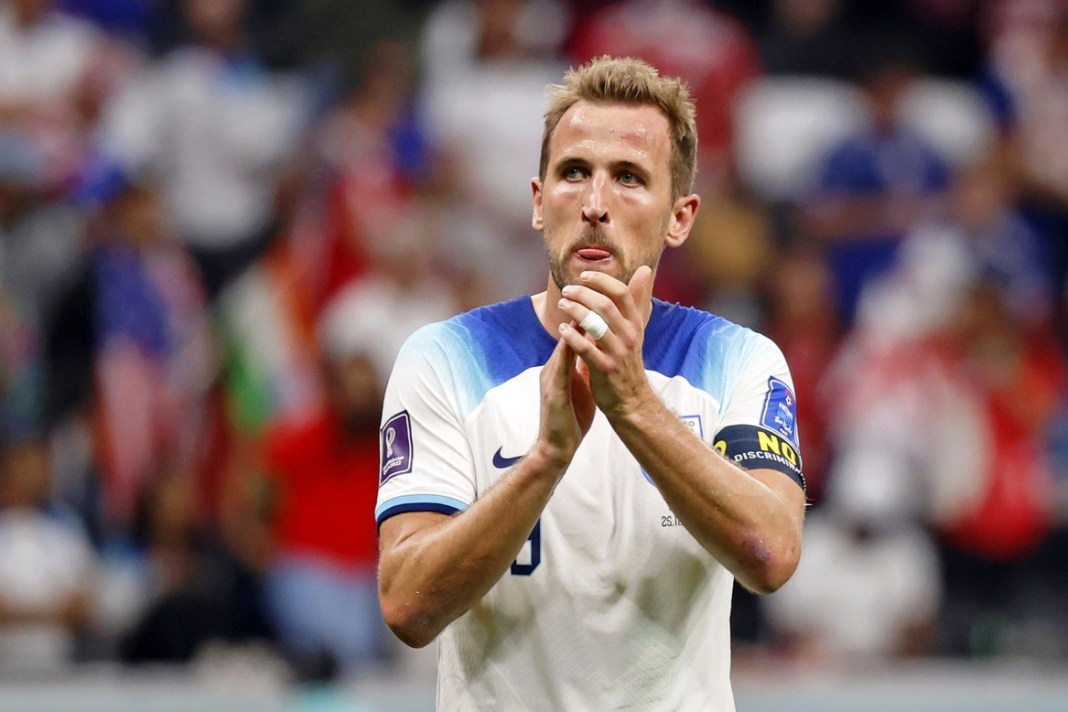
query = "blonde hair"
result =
(539, 56, 698, 199)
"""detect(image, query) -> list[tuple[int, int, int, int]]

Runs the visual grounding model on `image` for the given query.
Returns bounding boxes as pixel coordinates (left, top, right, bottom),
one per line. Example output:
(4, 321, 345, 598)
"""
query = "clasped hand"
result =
(537, 265, 655, 466)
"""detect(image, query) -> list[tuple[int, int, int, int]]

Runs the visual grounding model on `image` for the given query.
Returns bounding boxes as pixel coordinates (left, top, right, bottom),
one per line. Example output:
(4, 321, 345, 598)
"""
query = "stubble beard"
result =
(546, 227, 664, 291)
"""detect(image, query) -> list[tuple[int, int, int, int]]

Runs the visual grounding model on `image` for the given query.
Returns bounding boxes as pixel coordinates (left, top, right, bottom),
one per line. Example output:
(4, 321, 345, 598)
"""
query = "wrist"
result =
(527, 439, 574, 478)
(604, 384, 660, 428)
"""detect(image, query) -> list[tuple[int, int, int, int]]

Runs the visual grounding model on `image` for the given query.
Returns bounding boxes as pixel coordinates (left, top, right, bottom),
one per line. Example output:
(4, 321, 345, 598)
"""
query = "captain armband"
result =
(713, 424, 806, 491)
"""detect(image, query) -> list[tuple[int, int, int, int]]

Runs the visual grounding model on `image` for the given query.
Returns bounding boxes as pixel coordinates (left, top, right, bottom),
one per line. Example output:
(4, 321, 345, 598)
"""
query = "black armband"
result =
(713, 424, 806, 491)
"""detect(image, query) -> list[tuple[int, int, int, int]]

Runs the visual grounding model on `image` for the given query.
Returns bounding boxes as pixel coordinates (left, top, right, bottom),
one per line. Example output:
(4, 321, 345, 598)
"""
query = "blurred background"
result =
(2, 0, 1068, 709)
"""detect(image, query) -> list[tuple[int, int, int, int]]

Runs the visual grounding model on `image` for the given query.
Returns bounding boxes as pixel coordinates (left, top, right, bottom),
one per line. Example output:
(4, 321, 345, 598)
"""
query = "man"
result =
(376, 56, 806, 710)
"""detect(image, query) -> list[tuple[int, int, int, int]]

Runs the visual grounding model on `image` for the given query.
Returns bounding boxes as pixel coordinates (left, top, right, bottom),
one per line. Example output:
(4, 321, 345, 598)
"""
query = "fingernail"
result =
(559, 323, 570, 332)
(580, 271, 592, 281)
(558, 298, 569, 309)
(561, 285, 574, 296)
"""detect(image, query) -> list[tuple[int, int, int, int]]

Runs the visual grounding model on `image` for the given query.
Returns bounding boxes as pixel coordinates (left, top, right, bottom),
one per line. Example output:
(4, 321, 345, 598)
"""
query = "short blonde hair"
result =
(539, 56, 698, 200)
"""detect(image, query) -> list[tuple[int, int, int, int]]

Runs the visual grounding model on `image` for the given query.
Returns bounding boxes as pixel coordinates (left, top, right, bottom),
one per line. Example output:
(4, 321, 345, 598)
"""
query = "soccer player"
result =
(376, 56, 806, 710)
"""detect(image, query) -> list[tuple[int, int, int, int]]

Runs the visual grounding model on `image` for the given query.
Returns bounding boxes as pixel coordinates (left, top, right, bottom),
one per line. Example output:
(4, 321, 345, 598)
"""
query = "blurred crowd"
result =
(2, 0, 1068, 683)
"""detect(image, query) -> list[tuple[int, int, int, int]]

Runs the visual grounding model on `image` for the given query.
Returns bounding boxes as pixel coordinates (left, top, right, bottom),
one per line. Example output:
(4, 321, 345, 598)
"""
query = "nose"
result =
(581, 174, 608, 225)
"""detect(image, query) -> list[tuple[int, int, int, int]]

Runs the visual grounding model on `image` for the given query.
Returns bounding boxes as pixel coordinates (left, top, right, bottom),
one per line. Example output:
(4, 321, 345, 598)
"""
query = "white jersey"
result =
(376, 296, 804, 711)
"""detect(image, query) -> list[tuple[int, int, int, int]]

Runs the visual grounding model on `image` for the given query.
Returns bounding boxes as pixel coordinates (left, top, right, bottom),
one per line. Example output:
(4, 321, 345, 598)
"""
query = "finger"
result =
(578, 310, 609, 340)
(543, 333, 575, 393)
(570, 356, 596, 434)
(577, 269, 645, 324)
(627, 265, 654, 306)
(579, 270, 630, 307)
(626, 265, 654, 322)
(558, 294, 616, 342)
(559, 321, 613, 370)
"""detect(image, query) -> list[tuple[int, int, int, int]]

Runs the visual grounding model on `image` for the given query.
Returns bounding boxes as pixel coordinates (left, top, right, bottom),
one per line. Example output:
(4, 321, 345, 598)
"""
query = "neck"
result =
(532, 274, 564, 337)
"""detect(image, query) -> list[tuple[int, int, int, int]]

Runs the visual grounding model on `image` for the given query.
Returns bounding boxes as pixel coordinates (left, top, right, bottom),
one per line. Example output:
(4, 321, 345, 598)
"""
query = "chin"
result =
(573, 254, 623, 276)
(553, 263, 627, 291)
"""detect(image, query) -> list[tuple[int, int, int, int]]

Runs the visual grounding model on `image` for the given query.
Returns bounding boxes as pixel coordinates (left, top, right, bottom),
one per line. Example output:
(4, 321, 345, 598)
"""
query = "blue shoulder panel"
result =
(405, 298, 755, 420)
(409, 296, 557, 419)
(644, 299, 755, 405)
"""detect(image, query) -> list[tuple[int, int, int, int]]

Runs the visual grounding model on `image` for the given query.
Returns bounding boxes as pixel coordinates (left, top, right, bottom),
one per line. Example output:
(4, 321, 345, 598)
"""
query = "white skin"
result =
(378, 100, 806, 648)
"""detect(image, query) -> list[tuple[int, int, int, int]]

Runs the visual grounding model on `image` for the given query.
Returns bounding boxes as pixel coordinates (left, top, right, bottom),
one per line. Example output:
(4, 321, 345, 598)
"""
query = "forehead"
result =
(549, 100, 672, 169)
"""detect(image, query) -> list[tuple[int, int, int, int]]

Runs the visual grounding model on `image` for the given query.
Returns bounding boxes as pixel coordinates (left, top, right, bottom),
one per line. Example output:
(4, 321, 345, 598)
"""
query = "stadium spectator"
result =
(120, 470, 268, 663)
(46, 168, 215, 528)
(261, 349, 390, 676)
(0, 438, 95, 669)
(800, 43, 951, 325)
(223, 305, 403, 677)
(821, 205, 1066, 656)
(758, 0, 855, 79)
(96, 0, 312, 299)
(417, 0, 569, 301)
(568, 0, 761, 189)
(981, 0, 1068, 346)
(0, 147, 85, 443)
(310, 39, 433, 310)
(763, 506, 942, 663)
(0, 0, 135, 193)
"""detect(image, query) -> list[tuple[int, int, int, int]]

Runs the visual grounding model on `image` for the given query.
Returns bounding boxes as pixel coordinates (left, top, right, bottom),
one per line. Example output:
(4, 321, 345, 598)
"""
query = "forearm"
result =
(378, 444, 567, 647)
(608, 389, 804, 594)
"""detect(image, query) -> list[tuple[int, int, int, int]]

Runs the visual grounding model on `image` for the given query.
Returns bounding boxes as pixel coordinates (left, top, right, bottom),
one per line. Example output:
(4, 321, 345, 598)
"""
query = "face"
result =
(183, 0, 245, 44)
(325, 352, 383, 433)
(12, 0, 49, 26)
(115, 187, 164, 247)
(532, 101, 695, 291)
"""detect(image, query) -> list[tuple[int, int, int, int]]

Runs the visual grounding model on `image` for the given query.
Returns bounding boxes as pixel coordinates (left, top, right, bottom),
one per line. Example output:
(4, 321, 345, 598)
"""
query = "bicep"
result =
(715, 334, 806, 490)
(376, 328, 478, 523)
(378, 510, 452, 557)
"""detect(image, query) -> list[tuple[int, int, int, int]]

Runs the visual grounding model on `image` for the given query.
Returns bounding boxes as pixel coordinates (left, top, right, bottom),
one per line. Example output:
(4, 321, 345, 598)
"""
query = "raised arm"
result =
(377, 337, 595, 647)
(558, 267, 805, 594)
(605, 395, 805, 594)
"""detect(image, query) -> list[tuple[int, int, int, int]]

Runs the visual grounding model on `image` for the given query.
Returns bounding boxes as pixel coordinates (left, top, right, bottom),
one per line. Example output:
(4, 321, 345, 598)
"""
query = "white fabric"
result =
(0, 6, 97, 104)
(99, 48, 308, 248)
(376, 297, 799, 710)
(0, 509, 95, 669)
(318, 273, 460, 384)
(733, 77, 869, 202)
(765, 514, 941, 659)
(418, 0, 569, 300)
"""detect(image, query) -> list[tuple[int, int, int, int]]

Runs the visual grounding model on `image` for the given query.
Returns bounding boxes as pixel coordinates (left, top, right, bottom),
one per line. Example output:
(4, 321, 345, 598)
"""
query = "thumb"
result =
(628, 264, 654, 306)
(571, 358, 596, 435)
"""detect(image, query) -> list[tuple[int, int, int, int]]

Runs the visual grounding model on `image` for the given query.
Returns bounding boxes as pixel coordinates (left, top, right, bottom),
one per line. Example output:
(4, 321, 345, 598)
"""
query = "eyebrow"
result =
(613, 160, 649, 176)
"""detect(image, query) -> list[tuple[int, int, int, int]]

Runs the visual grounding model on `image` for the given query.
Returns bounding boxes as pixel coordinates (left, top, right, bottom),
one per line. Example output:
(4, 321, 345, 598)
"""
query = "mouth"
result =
(574, 246, 614, 263)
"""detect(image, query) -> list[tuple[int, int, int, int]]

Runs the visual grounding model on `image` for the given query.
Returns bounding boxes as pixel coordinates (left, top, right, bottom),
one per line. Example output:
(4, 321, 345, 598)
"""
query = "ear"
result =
(665, 193, 700, 249)
(531, 177, 544, 232)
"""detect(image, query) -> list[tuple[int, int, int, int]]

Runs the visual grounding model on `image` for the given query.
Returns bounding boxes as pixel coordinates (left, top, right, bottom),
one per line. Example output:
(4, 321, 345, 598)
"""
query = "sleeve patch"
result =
(714, 424, 805, 491)
(380, 410, 414, 485)
(760, 376, 798, 445)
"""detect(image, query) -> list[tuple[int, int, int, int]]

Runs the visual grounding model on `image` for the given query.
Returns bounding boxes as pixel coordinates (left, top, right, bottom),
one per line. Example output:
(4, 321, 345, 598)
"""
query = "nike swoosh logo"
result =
(493, 447, 523, 469)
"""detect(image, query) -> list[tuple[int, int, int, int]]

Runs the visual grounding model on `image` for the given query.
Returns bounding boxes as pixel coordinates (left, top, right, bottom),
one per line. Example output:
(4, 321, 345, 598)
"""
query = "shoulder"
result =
(646, 300, 786, 398)
(399, 296, 555, 375)
(391, 296, 556, 414)
(647, 300, 777, 370)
